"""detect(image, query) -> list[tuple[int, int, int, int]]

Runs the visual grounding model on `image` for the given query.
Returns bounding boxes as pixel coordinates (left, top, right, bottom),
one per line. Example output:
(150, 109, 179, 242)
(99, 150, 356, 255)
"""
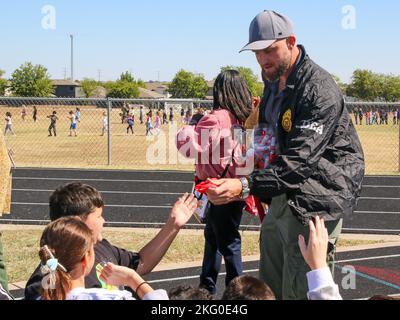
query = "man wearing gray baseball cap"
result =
(240, 10, 294, 52)
(206, 10, 364, 299)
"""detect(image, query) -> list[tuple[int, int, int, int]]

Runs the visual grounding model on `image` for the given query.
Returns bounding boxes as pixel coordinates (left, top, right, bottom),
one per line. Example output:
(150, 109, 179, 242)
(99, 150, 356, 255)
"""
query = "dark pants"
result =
(127, 124, 134, 134)
(48, 124, 56, 136)
(199, 201, 244, 294)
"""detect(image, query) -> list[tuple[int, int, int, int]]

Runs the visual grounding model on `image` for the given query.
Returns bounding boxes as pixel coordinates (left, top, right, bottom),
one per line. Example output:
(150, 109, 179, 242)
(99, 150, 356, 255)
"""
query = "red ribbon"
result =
(195, 180, 218, 194)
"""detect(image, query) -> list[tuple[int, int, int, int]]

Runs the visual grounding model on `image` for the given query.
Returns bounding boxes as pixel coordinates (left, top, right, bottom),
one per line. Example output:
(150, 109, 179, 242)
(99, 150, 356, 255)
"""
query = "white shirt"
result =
(66, 287, 169, 300)
(307, 267, 343, 300)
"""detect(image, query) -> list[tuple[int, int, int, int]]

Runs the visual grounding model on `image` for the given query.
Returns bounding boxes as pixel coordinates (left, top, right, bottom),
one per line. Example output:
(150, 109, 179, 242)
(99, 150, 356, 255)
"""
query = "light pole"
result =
(70, 34, 74, 81)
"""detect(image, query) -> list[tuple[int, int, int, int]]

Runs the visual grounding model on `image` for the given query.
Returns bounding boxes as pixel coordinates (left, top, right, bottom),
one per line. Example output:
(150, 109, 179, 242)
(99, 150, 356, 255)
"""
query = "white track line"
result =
(359, 197, 400, 200)
(355, 211, 400, 215)
(0, 218, 259, 229)
(1, 217, 396, 233)
(10, 201, 177, 209)
(364, 176, 400, 178)
(7, 204, 400, 231)
(14, 170, 397, 178)
(10, 202, 173, 208)
(15, 168, 193, 174)
(13, 189, 183, 195)
(0, 218, 49, 223)
(363, 185, 400, 188)
(13, 177, 193, 184)
(12, 184, 400, 198)
(342, 227, 400, 233)
(337, 254, 400, 264)
(10, 196, 400, 214)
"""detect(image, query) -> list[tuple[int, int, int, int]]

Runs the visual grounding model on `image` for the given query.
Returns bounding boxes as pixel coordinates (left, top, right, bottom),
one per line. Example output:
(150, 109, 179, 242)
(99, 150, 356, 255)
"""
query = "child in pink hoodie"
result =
(176, 70, 253, 295)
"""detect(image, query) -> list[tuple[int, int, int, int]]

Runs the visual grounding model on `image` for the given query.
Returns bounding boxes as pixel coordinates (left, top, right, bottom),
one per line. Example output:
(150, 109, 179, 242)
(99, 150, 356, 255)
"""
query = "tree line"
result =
(0, 62, 262, 99)
(0, 63, 146, 99)
(333, 70, 400, 101)
(1, 62, 399, 101)
(344, 70, 400, 102)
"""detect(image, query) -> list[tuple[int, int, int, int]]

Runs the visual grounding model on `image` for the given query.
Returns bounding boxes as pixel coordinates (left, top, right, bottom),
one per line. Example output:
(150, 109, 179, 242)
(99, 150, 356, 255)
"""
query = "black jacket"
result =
(248, 45, 365, 225)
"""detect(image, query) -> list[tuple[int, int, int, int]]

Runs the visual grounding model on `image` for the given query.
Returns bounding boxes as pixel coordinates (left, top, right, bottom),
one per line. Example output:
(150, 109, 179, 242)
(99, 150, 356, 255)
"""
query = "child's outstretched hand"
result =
(99, 262, 136, 287)
(298, 216, 329, 270)
(169, 193, 198, 228)
(100, 262, 155, 299)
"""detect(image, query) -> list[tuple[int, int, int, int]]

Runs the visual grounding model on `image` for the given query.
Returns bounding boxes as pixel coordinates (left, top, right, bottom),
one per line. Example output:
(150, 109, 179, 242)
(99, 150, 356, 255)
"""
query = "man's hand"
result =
(206, 178, 242, 205)
(169, 193, 198, 229)
(298, 216, 329, 270)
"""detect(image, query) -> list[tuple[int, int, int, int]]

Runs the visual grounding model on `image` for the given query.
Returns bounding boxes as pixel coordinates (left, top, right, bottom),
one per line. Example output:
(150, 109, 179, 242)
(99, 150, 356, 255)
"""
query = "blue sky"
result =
(1, 0, 399, 83)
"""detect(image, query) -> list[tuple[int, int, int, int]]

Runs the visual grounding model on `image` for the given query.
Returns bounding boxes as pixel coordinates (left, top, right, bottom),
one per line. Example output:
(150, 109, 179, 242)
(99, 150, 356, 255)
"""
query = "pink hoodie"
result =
(176, 109, 244, 181)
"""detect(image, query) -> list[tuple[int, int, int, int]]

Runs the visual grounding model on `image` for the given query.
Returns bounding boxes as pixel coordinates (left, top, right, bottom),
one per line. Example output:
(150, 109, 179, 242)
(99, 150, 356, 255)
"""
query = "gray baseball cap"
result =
(240, 10, 294, 52)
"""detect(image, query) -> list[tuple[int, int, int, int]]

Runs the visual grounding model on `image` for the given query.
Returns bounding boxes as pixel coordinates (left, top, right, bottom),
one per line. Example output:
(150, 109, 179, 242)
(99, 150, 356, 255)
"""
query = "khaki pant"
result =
(259, 193, 342, 300)
(0, 233, 8, 291)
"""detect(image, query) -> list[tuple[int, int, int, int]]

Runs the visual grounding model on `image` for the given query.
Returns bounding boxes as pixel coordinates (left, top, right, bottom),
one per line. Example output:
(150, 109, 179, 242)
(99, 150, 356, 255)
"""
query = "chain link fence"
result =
(0, 97, 212, 171)
(1, 97, 399, 174)
(347, 102, 400, 174)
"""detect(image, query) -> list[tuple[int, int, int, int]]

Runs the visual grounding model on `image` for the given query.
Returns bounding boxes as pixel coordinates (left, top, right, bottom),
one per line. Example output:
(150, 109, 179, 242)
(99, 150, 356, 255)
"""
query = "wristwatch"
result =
(239, 177, 250, 199)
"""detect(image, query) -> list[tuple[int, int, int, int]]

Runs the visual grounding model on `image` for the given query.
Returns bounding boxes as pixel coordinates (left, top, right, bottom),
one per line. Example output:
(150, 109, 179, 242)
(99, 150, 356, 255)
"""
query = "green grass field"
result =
(1, 105, 399, 174)
(353, 122, 399, 174)
(3, 105, 196, 170)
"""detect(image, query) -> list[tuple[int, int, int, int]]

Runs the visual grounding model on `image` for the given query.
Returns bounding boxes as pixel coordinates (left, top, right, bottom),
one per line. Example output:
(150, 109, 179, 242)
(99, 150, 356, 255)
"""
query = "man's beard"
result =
(263, 53, 292, 82)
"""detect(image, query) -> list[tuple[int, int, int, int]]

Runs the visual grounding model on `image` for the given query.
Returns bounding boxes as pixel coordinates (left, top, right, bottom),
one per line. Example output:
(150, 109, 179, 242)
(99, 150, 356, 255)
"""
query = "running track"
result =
(3, 168, 399, 299)
(1, 168, 399, 235)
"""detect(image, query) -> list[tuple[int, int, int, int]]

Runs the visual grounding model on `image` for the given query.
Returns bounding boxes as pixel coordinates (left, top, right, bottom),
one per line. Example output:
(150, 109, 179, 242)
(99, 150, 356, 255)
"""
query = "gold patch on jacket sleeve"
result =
(282, 109, 292, 132)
